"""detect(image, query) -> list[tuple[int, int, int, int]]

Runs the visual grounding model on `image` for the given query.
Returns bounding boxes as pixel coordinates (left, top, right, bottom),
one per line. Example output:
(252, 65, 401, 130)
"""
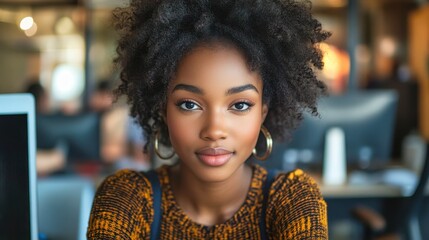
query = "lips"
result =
(196, 147, 234, 167)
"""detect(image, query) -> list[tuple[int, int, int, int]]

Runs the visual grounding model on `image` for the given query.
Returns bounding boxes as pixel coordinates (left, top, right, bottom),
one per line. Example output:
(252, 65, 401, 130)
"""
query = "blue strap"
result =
(145, 170, 162, 240)
(260, 169, 277, 240)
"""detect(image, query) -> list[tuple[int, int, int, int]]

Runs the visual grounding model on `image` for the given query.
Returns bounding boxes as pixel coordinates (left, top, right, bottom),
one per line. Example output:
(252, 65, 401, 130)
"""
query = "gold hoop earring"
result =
(252, 125, 273, 161)
(154, 131, 175, 160)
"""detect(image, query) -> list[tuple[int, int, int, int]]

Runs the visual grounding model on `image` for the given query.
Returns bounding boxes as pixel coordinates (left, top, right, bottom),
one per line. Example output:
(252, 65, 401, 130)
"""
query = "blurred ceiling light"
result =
(52, 64, 84, 101)
(24, 22, 37, 37)
(320, 43, 350, 93)
(55, 16, 74, 35)
(321, 43, 350, 79)
(19, 16, 34, 30)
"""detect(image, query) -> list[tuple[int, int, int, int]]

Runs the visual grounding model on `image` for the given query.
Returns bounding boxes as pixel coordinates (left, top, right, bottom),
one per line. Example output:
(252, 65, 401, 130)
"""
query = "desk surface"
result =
(309, 172, 415, 198)
(320, 184, 406, 198)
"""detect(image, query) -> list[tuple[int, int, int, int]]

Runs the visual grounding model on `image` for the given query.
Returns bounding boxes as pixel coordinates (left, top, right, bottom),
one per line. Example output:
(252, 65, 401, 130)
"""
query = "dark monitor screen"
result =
(36, 112, 101, 162)
(261, 90, 398, 171)
(0, 114, 31, 239)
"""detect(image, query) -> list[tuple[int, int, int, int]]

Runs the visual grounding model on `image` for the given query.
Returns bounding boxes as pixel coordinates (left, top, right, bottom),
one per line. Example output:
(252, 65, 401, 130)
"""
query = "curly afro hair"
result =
(113, 0, 330, 150)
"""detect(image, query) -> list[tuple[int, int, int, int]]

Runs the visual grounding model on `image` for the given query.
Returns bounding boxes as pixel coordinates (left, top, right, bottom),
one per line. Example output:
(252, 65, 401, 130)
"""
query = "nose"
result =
(200, 110, 228, 141)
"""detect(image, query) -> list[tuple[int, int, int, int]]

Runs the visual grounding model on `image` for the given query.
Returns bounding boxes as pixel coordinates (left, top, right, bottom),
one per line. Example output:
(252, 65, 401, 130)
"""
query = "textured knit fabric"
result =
(87, 164, 328, 239)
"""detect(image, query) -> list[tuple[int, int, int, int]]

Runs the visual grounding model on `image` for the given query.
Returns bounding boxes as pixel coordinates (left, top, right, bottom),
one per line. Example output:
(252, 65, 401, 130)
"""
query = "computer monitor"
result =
(36, 112, 101, 162)
(261, 90, 398, 171)
(0, 94, 38, 240)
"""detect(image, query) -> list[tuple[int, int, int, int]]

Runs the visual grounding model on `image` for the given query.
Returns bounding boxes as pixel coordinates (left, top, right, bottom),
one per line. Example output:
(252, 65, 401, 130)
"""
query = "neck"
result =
(170, 164, 252, 226)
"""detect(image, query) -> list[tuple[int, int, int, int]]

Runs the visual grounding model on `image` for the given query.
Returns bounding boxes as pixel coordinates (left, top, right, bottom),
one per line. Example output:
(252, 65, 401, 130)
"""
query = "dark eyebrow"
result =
(172, 84, 204, 95)
(226, 84, 259, 95)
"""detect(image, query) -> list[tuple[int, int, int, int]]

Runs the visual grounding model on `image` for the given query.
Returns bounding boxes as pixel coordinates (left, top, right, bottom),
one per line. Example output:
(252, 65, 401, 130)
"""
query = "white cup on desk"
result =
(323, 127, 347, 185)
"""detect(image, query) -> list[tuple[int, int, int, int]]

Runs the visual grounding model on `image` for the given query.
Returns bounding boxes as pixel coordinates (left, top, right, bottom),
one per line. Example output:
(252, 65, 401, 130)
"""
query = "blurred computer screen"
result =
(261, 90, 398, 171)
(36, 112, 101, 163)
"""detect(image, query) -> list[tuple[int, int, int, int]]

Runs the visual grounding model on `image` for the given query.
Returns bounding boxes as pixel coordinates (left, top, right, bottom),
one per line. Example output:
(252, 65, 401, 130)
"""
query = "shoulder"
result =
(92, 169, 155, 214)
(92, 168, 158, 207)
(269, 168, 326, 210)
(87, 169, 154, 239)
(97, 169, 151, 193)
(267, 169, 328, 239)
(271, 169, 322, 196)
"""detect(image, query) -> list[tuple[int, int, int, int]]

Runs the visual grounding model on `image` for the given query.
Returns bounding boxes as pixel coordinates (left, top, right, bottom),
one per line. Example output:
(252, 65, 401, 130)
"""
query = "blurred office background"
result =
(0, 0, 428, 239)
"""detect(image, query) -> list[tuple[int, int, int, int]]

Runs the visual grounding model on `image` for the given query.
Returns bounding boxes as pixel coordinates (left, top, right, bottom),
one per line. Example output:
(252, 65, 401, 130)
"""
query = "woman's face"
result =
(166, 45, 268, 182)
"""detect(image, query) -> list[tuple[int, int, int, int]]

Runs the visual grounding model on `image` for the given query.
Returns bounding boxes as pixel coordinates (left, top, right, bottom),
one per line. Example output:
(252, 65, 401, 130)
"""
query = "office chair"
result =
(37, 176, 95, 240)
(352, 143, 429, 240)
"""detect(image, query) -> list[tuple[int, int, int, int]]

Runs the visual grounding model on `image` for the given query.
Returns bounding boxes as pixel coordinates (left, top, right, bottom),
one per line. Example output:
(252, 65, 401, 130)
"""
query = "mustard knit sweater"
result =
(87, 164, 328, 239)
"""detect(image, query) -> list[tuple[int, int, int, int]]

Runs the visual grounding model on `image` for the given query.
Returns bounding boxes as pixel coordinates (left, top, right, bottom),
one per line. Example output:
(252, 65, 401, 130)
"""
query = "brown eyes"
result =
(231, 102, 252, 111)
(177, 101, 200, 111)
(176, 100, 254, 112)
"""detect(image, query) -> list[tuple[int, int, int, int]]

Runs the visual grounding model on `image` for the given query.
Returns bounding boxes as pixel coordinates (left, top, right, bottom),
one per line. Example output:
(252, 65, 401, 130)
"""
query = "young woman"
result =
(88, 0, 330, 239)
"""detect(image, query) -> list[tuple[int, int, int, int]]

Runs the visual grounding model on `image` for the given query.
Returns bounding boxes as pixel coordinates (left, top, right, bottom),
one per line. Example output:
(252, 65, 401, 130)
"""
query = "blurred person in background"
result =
(25, 81, 50, 114)
(90, 79, 150, 171)
(24, 81, 66, 176)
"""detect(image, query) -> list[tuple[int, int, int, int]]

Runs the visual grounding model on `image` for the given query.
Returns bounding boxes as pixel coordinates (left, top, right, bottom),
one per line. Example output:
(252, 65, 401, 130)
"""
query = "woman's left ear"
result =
(261, 104, 268, 123)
